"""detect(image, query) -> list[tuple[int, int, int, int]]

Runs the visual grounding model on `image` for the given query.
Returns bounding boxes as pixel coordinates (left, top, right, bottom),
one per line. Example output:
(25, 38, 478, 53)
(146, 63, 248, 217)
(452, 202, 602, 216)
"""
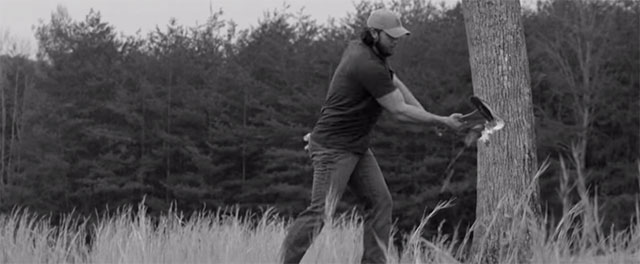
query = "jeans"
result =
(280, 138, 393, 264)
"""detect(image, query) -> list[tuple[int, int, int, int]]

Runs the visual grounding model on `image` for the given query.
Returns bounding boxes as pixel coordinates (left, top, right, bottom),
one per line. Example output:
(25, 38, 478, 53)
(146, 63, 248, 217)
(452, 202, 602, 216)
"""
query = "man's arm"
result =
(377, 88, 463, 129)
(393, 76, 424, 110)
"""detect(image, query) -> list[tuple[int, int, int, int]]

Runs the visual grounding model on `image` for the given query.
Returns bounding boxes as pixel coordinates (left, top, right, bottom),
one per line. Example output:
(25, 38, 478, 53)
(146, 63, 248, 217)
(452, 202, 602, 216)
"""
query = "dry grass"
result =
(1, 156, 639, 263)
(1, 196, 638, 264)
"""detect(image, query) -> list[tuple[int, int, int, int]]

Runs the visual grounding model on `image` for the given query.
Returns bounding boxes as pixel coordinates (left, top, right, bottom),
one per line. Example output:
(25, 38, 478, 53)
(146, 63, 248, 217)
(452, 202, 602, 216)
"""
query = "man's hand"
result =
(441, 113, 464, 130)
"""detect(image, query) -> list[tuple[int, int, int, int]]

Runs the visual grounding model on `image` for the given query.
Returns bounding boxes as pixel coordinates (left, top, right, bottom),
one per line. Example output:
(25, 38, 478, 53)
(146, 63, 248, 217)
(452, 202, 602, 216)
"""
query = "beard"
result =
(374, 41, 393, 57)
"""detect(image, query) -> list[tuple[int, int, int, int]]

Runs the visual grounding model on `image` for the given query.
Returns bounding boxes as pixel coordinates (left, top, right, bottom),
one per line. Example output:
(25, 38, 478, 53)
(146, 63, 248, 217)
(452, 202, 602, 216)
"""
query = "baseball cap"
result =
(366, 9, 411, 38)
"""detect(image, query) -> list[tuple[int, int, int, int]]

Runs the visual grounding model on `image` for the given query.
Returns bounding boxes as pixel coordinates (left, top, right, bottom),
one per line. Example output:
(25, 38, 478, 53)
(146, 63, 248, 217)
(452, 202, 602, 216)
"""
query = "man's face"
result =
(375, 30, 400, 57)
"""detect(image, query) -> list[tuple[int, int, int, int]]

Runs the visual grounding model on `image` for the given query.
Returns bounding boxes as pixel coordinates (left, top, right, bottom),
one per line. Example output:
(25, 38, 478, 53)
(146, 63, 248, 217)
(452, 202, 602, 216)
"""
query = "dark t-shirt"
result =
(311, 40, 396, 154)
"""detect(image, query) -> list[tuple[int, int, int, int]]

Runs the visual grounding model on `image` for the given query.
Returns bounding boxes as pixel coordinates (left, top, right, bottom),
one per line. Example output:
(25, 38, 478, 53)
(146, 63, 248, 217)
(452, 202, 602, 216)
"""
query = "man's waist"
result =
(310, 130, 370, 154)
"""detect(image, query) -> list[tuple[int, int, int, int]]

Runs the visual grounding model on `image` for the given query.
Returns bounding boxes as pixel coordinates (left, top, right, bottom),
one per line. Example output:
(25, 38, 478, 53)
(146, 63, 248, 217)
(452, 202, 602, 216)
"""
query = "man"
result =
(280, 8, 463, 264)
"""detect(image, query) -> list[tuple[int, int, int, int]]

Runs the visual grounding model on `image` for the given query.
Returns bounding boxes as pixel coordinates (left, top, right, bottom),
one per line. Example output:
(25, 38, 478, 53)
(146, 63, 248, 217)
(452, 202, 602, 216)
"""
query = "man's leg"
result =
(349, 149, 393, 264)
(280, 145, 360, 264)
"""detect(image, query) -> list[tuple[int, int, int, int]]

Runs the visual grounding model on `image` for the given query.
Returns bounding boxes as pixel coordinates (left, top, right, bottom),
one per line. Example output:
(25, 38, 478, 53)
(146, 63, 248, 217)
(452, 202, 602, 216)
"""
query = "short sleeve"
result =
(355, 61, 397, 98)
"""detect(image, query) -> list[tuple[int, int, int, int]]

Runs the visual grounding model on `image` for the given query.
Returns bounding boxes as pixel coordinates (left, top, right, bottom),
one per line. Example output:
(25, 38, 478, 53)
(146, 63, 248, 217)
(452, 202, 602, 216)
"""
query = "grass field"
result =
(0, 197, 638, 264)
(1, 162, 639, 263)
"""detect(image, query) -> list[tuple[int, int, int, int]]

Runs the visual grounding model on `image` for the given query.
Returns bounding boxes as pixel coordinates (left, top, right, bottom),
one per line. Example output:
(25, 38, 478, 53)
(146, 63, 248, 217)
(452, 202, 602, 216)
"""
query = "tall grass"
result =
(2, 198, 637, 264)
(1, 200, 638, 263)
(1, 160, 639, 263)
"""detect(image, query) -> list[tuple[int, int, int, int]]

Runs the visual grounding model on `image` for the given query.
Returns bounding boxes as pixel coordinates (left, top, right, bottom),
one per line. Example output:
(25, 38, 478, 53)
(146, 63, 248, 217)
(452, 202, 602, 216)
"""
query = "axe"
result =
(440, 96, 505, 193)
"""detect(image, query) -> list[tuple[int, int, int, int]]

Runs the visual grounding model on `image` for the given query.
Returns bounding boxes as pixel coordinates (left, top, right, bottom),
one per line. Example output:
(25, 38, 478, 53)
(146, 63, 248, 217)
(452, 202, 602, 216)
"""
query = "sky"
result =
(0, 0, 470, 55)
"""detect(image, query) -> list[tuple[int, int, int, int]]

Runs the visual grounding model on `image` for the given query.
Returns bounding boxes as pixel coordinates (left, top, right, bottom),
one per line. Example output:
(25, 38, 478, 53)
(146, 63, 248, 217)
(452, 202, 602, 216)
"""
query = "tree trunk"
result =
(0, 61, 6, 187)
(242, 83, 246, 182)
(138, 80, 148, 189)
(16, 70, 29, 179)
(166, 72, 173, 201)
(7, 65, 20, 183)
(461, 0, 538, 262)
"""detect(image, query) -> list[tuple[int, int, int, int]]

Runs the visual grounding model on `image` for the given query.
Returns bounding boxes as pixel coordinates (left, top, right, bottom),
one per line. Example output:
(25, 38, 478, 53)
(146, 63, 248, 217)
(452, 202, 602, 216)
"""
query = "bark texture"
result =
(461, 0, 538, 262)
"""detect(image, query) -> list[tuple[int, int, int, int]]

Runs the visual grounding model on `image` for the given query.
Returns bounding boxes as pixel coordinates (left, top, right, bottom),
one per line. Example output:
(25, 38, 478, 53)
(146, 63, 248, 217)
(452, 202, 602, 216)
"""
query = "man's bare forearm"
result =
(394, 77, 424, 109)
(377, 88, 460, 129)
(393, 103, 444, 125)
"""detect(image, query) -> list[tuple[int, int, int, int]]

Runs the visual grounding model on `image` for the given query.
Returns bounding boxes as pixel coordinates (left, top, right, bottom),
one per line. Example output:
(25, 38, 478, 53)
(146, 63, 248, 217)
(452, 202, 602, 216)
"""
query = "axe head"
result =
(459, 96, 497, 131)
(459, 96, 502, 146)
(469, 96, 495, 121)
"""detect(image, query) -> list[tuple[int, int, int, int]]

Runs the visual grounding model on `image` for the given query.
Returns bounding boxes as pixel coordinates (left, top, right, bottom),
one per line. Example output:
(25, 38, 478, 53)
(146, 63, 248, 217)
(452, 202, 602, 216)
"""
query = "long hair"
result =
(360, 27, 380, 47)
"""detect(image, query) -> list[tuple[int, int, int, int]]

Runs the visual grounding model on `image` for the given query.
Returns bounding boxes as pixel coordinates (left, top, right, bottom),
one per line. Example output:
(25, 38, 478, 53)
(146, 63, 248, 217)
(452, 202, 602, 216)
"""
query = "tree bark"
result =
(242, 80, 247, 182)
(7, 65, 20, 183)
(0, 61, 6, 186)
(461, 0, 538, 262)
(16, 73, 30, 179)
(165, 71, 173, 201)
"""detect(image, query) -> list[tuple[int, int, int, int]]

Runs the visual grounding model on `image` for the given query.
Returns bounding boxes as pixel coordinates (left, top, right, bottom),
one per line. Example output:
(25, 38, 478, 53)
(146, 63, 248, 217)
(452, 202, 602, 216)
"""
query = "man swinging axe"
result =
(279, 8, 465, 264)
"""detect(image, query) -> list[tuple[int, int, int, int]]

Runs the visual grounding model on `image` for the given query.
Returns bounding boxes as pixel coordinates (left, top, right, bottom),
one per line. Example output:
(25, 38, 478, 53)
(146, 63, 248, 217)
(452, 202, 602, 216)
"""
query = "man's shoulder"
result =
(344, 40, 373, 60)
(343, 41, 387, 74)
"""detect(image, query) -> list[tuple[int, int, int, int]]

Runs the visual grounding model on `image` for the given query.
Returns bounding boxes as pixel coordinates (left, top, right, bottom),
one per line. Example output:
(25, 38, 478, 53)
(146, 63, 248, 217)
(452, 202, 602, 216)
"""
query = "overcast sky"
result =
(1, 0, 536, 55)
(0, 0, 466, 53)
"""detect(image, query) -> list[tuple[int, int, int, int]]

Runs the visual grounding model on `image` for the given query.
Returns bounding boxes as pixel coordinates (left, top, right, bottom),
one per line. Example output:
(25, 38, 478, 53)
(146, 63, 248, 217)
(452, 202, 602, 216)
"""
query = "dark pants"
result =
(280, 139, 393, 264)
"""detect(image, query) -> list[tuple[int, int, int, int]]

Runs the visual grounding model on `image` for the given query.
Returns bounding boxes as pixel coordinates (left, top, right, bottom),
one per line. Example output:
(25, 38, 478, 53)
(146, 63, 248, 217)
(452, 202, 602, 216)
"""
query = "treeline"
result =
(0, 0, 638, 234)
